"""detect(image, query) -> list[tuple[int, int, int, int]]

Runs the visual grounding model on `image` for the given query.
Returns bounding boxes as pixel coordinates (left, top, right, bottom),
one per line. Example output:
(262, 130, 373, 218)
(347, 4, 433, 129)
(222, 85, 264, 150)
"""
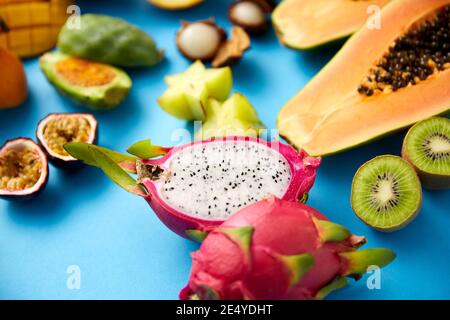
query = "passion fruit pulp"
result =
(36, 113, 98, 168)
(0, 138, 49, 200)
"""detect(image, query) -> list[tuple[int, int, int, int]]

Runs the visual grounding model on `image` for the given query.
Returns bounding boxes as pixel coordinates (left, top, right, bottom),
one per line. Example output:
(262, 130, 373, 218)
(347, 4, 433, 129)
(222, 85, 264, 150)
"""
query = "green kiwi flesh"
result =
(351, 155, 422, 232)
(402, 117, 450, 190)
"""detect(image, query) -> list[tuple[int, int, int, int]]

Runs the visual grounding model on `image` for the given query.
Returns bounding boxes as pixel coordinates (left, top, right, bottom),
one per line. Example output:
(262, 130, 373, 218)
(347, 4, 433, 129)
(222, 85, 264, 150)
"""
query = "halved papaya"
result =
(272, 0, 391, 49)
(277, 0, 450, 156)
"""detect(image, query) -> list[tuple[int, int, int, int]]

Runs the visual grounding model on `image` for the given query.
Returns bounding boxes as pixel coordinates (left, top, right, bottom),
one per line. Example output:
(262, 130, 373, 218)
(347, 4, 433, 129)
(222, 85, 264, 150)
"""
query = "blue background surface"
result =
(0, 0, 449, 300)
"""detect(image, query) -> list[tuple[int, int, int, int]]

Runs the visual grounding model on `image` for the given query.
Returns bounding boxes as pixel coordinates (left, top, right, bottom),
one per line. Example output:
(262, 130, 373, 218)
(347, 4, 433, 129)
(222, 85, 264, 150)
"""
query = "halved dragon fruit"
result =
(65, 136, 320, 240)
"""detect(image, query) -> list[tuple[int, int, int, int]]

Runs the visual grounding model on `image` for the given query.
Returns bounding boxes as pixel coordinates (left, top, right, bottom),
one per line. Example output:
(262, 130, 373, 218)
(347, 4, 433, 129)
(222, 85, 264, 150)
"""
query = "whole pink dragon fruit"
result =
(180, 196, 396, 300)
(65, 137, 320, 240)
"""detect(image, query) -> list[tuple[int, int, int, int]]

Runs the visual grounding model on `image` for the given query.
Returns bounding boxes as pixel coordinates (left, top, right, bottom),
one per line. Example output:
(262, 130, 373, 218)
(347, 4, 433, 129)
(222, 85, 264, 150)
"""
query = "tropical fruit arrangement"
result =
(1, 0, 449, 300)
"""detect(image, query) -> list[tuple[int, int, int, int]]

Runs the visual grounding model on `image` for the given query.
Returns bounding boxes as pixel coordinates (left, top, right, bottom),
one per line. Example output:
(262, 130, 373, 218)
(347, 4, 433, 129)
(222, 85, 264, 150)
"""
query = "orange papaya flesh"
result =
(277, 0, 450, 157)
(272, 0, 391, 50)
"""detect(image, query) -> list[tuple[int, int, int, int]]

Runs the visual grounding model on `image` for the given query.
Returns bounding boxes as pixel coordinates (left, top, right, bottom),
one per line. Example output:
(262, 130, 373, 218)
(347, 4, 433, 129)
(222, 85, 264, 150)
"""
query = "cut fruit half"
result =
(37, 113, 98, 168)
(402, 117, 450, 190)
(40, 51, 132, 110)
(277, 0, 450, 156)
(65, 136, 321, 239)
(0, 138, 49, 200)
(272, 0, 390, 49)
(351, 155, 422, 232)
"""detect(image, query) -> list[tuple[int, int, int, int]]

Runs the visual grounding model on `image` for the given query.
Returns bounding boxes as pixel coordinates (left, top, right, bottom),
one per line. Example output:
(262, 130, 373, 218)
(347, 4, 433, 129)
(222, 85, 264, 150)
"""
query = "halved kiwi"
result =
(402, 117, 450, 190)
(351, 155, 422, 232)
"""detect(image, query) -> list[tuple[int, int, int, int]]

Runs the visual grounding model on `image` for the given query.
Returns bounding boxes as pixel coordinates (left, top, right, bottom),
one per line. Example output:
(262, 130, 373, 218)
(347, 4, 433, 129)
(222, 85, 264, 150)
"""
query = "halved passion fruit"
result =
(37, 113, 98, 168)
(0, 138, 49, 200)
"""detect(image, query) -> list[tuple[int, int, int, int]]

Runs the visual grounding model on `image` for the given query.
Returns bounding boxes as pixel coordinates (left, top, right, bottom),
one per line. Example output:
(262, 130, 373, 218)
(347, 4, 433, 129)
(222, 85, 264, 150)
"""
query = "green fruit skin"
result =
(40, 52, 132, 110)
(58, 14, 163, 67)
(402, 145, 450, 190)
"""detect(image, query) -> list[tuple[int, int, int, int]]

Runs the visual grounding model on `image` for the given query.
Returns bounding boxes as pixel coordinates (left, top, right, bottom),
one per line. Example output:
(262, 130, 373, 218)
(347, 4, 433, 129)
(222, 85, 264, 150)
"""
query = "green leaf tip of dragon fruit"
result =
(195, 93, 266, 140)
(87, 146, 146, 197)
(126, 139, 169, 159)
(185, 229, 208, 243)
(312, 217, 351, 242)
(64, 142, 138, 174)
(340, 248, 397, 277)
(64, 142, 145, 196)
(315, 277, 349, 300)
(157, 60, 232, 121)
(220, 226, 254, 257)
(280, 253, 314, 287)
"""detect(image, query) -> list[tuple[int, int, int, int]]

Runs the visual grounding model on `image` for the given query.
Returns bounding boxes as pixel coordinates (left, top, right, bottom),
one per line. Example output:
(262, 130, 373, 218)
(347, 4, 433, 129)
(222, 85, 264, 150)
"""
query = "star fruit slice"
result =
(157, 61, 232, 121)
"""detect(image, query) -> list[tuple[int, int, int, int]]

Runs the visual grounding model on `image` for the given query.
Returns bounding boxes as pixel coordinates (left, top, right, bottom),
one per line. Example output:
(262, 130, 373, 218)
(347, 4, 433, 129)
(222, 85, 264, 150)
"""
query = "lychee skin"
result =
(180, 197, 396, 300)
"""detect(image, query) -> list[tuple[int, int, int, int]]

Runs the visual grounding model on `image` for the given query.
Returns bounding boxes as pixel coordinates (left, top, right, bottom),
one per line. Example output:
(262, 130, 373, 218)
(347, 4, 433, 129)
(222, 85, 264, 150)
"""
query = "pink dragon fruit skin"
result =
(180, 196, 396, 300)
(138, 136, 321, 241)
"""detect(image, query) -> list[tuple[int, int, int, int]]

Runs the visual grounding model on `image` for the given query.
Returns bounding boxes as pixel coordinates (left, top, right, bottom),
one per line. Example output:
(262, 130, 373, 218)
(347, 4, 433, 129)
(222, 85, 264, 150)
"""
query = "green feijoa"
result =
(58, 14, 163, 67)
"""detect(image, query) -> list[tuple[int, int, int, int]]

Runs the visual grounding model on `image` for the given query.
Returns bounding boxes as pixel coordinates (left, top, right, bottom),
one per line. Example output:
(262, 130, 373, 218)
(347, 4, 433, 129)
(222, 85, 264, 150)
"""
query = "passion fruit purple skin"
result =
(0, 138, 49, 201)
(36, 113, 98, 170)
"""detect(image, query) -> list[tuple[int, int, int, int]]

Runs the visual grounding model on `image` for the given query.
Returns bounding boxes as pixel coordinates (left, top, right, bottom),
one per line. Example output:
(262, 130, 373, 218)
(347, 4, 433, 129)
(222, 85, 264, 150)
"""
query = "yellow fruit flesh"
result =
(43, 116, 91, 156)
(0, 147, 42, 192)
(0, 0, 73, 57)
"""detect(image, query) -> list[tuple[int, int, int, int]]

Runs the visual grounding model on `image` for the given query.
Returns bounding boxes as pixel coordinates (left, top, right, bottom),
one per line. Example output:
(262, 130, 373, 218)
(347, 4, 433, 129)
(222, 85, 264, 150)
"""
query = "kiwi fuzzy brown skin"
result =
(350, 155, 422, 232)
(401, 119, 450, 190)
